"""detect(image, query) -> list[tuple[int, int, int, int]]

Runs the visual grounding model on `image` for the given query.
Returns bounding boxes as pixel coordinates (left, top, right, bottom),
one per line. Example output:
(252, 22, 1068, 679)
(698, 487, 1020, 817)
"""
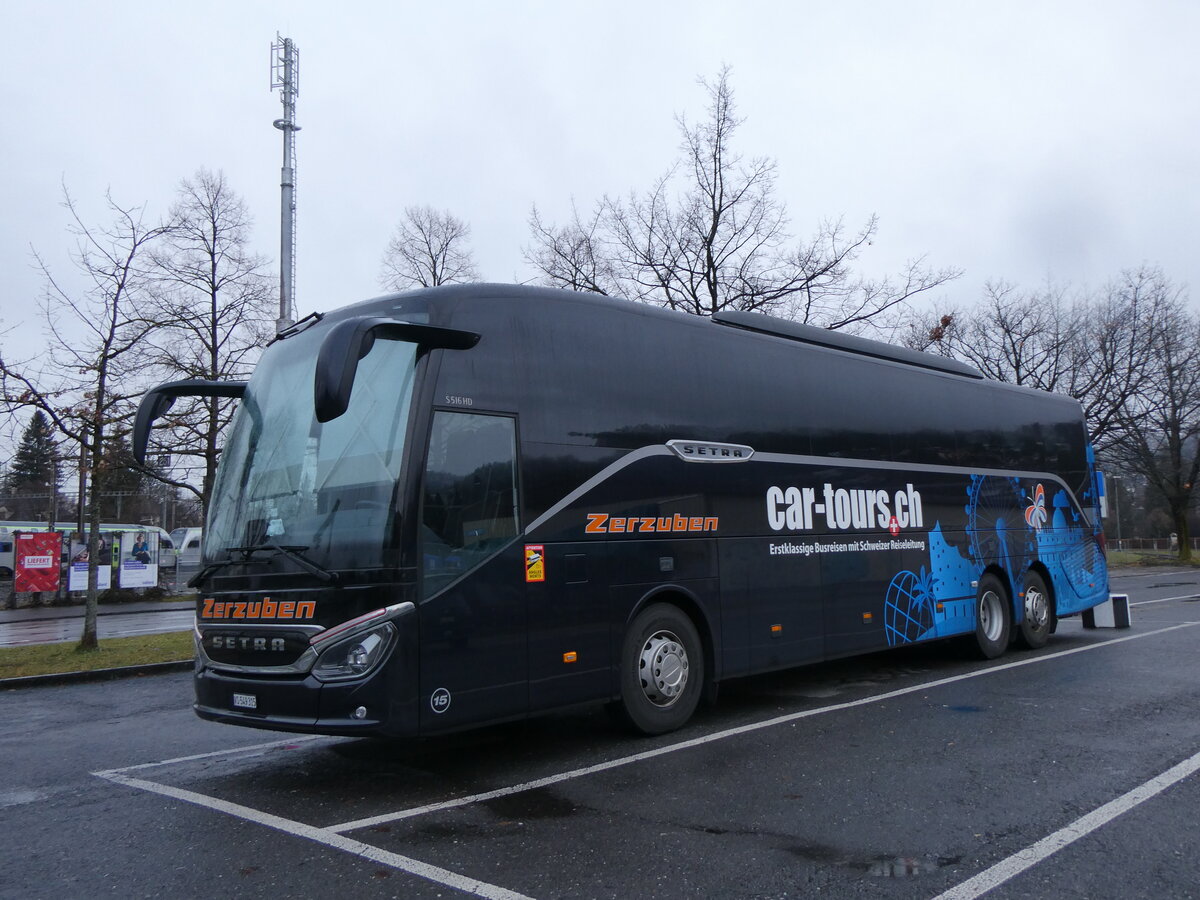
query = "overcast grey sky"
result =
(2, 0, 1198, 363)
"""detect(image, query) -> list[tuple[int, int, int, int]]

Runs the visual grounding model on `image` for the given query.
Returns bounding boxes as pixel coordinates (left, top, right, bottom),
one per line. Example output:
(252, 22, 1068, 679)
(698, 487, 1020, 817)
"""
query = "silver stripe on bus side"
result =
(522, 443, 1094, 538)
(753, 450, 1067, 483)
(523, 445, 673, 535)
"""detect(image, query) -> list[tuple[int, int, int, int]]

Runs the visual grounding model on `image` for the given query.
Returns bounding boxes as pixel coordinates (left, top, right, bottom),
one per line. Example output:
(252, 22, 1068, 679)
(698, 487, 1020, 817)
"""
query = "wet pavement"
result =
(0, 599, 195, 647)
(0, 567, 1197, 899)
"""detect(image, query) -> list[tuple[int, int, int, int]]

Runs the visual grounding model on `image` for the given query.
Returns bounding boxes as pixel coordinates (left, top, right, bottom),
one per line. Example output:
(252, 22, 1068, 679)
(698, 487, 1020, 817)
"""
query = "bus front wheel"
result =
(972, 574, 1011, 659)
(618, 603, 704, 735)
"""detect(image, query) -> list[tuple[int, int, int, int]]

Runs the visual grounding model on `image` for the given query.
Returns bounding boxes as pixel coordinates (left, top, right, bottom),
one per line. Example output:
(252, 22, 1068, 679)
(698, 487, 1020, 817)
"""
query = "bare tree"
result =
(379, 206, 480, 290)
(911, 265, 1197, 557)
(1105, 279, 1200, 560)
(527, 67, 960, 328)
(525, 203, 616, 295)
(912, 280, 1082, 387)
(0, 188, 169, 649)
(144, 169, 274, 516)
(1067, 268, 1175, 456)
(912, 268, 1173, 456)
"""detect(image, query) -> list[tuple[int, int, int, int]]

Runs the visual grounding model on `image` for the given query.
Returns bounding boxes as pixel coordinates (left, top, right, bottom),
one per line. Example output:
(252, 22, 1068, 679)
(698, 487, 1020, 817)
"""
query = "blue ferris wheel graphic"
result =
(964, 475, 1035, 577)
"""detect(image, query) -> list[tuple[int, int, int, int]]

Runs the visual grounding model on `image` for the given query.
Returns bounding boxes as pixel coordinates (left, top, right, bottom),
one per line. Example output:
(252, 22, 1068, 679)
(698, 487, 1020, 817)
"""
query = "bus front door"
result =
(418, 411, 526, 731)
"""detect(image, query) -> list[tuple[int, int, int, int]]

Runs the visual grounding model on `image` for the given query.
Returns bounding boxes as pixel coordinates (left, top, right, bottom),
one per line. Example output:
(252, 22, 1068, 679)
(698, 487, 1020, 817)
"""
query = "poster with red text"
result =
(14, 531, 62, 592)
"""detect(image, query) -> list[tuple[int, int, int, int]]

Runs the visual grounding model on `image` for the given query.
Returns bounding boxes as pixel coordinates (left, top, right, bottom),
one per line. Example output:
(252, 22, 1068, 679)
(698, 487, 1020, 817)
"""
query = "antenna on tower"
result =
(270, 34, 300, 332)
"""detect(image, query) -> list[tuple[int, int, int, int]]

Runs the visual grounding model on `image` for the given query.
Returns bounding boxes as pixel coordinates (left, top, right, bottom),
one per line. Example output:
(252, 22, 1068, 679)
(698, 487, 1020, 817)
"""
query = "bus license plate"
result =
(232, 693, 257, 710)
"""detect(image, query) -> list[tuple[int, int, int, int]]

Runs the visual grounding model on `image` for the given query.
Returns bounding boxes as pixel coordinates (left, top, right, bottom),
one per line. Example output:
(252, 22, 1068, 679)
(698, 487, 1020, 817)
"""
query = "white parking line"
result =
(933, 747, 1200, 900)
(1130, 593, 1200, 607)
(98, 734, 332, 776)
(1110, 569, 1198, 580)
(328, 621, 1198, 834)
(96, 769, 533, 900)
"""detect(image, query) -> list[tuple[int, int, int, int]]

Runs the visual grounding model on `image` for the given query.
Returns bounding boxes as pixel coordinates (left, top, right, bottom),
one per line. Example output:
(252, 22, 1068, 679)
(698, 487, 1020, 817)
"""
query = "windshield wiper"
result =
(270, 311, 324, 344)
(249, 542, 338, 585)
(187, 556, 240, 589)
(187, 542, 339, 588)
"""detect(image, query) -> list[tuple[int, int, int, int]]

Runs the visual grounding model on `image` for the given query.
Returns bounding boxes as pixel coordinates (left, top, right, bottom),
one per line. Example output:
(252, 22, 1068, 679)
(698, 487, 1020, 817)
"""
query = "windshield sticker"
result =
(525, 545, 545, 582)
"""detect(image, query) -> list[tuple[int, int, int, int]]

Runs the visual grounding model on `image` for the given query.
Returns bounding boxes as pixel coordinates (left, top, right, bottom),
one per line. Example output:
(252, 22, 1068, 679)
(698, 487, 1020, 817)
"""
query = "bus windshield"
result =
(205, 325, 418, 572)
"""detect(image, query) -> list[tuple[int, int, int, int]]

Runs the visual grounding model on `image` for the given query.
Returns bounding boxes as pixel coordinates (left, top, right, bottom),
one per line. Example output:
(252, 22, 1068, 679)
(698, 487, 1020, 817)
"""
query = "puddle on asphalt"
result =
(480, 787, 580, 821)
(786, 843, 960, 878)
(865, 855, 961, 877)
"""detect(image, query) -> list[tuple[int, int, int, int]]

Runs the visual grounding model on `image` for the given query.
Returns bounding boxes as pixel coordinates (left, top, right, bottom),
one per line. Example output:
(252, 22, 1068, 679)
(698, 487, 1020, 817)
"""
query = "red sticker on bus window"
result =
(525, 545, 545, 583)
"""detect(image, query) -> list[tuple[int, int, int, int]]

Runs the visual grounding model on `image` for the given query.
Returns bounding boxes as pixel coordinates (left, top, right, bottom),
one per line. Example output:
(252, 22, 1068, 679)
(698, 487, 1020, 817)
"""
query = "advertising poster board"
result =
(14, 531, 62, 592)
(68, 538, 113, 592)
(118, 529, 159, 588)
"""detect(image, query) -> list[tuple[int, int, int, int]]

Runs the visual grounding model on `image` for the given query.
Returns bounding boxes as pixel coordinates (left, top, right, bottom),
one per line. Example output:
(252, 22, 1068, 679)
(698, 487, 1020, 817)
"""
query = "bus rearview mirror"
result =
(133, 379, 248, 465)
(313, 316, 479, 423)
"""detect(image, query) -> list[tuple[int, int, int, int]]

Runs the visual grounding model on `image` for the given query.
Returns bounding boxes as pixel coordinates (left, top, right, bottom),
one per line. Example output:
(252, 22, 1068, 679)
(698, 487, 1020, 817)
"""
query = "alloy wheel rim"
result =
(638, 630, 689, 707)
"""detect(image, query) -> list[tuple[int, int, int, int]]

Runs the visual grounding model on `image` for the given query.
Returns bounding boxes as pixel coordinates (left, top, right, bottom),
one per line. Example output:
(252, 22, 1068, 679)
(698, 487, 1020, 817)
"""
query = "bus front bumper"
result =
(193, 628, 419, 738)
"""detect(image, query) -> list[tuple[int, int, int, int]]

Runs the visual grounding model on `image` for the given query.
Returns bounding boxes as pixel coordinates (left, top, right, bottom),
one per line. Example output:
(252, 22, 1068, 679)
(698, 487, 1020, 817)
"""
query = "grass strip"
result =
(1107, 550, 1200, 568)
(0, 630, 193, 680)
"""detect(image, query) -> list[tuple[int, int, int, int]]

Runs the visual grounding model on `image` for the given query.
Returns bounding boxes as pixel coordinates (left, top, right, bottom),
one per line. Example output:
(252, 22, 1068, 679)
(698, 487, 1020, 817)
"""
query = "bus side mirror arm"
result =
(314, 316, 479, 423)
(133, 379, 248, 465)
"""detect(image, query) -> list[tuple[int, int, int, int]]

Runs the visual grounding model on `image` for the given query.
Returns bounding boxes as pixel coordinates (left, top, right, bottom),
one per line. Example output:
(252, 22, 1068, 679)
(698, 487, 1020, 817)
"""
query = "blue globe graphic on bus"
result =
(884, 568, 936, 645)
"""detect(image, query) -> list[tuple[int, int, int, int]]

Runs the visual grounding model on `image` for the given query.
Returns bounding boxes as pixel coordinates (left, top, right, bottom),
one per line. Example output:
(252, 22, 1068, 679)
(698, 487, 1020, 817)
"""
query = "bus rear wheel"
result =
(618, 603, 704, 735)
(972, 574, 1011, 659)
(1016, 570, 1053, 650)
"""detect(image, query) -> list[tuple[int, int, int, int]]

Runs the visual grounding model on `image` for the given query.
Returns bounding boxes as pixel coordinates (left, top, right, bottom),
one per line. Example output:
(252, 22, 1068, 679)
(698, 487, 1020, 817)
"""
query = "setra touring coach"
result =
(134, 283, 1109, 737)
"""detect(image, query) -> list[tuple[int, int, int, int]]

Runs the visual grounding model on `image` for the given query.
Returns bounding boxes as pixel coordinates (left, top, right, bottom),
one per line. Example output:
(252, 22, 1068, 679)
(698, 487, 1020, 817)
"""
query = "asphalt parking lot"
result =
(2, 567, 1198, 899)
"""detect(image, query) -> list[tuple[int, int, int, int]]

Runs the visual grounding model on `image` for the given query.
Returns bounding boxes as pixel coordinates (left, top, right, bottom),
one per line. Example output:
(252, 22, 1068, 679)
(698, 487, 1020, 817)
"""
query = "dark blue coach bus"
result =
(134, 284, 1109, 737)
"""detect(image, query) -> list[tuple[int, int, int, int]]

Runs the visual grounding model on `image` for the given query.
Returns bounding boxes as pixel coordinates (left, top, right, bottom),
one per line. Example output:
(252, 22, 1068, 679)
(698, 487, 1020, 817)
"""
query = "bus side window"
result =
(421, 411, 518, 597)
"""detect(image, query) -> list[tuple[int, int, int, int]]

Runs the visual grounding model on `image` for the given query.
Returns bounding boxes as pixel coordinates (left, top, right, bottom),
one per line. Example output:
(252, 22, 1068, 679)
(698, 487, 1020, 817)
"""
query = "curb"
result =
(0, 659, 194, 689)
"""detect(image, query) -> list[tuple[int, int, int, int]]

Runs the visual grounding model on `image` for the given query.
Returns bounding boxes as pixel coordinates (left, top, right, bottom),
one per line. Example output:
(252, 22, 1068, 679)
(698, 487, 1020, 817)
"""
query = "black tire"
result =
(1016, 570, 1053, 650)
(972, 573, 1011, 659)
(618, 603, 704, 735)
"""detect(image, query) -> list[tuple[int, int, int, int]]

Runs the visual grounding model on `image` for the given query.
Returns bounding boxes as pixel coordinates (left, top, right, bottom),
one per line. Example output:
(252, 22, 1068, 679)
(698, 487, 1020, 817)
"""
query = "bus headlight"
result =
(312, 622, 396, 682)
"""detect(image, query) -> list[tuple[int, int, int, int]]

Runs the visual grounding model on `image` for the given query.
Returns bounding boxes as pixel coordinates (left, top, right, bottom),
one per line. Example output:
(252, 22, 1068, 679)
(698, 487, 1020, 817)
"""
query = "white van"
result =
(169, 527, 203, 569)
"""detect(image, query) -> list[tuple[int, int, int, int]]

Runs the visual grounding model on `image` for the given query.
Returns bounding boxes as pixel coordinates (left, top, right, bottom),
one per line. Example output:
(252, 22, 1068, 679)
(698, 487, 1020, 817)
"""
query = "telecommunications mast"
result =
(270, 34, 300, 332)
